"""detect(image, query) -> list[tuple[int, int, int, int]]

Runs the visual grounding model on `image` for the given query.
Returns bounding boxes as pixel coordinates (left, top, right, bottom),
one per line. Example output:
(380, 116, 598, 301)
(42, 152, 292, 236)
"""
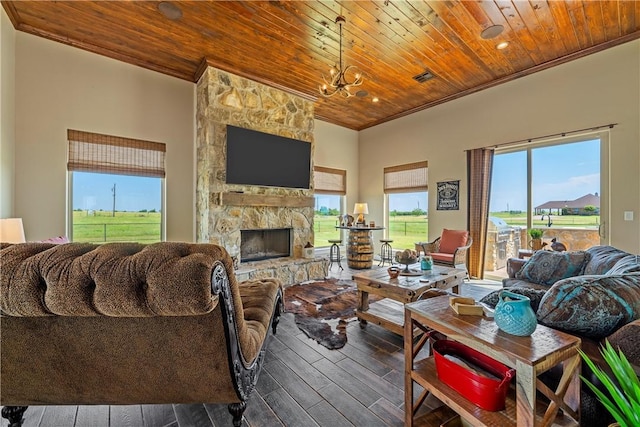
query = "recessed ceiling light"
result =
(496, 41, 509, 50)
(158, 2, 182, 20)
(372, 97, 379, 103)
(481, 25, 504, 40)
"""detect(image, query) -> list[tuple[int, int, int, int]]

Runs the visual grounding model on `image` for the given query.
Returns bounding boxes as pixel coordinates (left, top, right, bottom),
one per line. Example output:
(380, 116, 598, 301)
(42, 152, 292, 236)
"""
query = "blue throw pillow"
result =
(536, 273, 640, 339)
(515, 250, 590, 286)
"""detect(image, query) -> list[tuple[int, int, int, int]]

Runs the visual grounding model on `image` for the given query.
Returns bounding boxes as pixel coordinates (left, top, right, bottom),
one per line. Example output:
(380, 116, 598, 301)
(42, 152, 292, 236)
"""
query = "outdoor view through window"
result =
(491, 138, 600, 230)
(314, 194, 342, 246)
(485, 137, 601, 276)
(71, 172, 162, 243)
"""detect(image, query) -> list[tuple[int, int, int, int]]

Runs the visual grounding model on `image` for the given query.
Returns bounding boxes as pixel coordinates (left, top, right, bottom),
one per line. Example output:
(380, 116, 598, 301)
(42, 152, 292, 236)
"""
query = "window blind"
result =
(383, 161, 428, 193)
(67, 130, 166, 178)
(314, 166, 346, 195)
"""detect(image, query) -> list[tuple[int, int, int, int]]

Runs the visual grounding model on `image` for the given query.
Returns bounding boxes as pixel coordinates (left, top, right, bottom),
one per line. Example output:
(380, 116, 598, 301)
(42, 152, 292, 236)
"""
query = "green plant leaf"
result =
(579, 341, 640, 427)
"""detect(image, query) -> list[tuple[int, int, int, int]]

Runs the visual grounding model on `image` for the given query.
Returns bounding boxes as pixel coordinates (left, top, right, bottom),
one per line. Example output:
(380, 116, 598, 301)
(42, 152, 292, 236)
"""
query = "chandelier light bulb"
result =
(318, 16, 364, 98)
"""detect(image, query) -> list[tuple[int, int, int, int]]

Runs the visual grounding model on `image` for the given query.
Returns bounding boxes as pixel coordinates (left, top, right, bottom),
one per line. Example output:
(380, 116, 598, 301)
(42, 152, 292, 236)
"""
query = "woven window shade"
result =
(67, 130, 166, 178)
(314, 166, 346, 195)
(384, 161, 428, 193)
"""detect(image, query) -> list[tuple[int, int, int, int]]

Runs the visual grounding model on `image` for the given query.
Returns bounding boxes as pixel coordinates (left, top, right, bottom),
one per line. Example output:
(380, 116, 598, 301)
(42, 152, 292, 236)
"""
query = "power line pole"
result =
(112, 184, 116, 217)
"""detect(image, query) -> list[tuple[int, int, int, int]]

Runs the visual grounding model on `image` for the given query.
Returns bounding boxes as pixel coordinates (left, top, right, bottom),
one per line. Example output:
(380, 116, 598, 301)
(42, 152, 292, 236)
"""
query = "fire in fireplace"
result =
(240, 228, 292, 262)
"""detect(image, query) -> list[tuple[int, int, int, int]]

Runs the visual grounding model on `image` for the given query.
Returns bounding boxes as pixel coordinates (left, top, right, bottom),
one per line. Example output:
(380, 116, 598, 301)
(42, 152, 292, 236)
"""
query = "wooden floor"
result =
(1, 261, 500, 427)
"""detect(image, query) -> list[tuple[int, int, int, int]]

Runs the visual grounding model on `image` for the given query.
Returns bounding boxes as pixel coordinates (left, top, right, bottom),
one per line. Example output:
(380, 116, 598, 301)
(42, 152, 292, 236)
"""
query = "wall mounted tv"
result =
(225, 125, 311, 189)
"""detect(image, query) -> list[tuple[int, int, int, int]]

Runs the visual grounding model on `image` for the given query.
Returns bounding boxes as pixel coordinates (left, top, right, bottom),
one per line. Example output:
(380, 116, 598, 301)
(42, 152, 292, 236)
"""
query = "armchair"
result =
(415, 229, 472, 275)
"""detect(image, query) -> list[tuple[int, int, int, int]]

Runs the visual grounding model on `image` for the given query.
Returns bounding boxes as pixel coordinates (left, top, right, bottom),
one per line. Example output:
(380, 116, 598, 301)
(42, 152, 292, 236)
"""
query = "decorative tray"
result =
(398, 269, 423, 276)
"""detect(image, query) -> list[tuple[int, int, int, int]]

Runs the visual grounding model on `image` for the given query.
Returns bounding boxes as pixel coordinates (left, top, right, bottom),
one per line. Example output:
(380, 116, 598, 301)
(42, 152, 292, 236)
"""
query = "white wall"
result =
(314, 120, 359, 214)
(360, 40, 640, 253)
(14, 33, 195, 241)
(0, 9, 16, 218)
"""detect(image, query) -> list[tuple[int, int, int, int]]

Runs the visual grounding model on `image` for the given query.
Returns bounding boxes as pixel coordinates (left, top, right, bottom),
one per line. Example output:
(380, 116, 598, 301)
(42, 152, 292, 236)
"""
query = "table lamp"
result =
(353, 203, 368, 225)
(0, 218, 26, 243)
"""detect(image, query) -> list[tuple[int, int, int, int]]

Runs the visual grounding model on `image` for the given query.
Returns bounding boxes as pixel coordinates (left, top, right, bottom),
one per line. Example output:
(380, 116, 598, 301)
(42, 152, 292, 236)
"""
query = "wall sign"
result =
(437, 180, 460, 210)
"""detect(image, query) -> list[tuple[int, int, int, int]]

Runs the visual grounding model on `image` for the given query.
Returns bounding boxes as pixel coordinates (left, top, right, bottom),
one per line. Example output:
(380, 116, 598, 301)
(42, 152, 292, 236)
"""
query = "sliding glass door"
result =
(485, 132, 609, 276)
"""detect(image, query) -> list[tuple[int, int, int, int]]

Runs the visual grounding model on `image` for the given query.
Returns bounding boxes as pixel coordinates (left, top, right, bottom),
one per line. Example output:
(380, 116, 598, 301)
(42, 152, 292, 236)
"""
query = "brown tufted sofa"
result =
(0, 242, 283, 427)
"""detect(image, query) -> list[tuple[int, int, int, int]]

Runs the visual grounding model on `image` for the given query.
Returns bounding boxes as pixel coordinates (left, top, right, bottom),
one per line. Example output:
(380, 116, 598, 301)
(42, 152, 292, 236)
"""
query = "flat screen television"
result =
(225, 125, 311, 189)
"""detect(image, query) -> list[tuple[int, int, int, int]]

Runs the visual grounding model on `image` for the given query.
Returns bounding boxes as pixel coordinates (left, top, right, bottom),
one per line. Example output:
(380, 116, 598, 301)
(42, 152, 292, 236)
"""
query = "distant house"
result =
(535, 193, 600, 215)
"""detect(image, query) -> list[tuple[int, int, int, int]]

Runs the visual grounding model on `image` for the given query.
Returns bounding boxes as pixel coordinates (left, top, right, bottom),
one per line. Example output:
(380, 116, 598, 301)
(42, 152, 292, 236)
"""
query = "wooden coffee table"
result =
(353, 264, 465, 335)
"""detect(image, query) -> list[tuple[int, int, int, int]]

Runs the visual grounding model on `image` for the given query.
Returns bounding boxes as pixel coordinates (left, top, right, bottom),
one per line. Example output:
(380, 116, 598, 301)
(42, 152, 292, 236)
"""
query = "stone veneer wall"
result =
(195, 66, 317, 273)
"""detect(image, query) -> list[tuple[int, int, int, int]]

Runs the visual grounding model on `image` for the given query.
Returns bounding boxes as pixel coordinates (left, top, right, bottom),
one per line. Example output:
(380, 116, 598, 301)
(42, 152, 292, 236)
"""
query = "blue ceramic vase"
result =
(494, 290, 537, 336)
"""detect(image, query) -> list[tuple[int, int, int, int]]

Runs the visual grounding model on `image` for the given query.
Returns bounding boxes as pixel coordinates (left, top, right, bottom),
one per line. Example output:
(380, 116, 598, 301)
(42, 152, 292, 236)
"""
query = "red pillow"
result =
(438, 229, 469, 254)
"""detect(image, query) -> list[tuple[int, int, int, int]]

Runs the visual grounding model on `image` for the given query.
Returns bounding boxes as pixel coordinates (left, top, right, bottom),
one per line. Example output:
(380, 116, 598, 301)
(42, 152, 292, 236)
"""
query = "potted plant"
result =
(528, 228, 544, 251)
(579, 340, 640, 427)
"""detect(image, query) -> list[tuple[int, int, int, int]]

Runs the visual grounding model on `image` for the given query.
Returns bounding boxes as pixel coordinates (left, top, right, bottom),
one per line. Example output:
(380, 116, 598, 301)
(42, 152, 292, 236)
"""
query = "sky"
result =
(75, 139, 599, 214)
(489, 139, 600, 212)
(73, 172, 161, 212)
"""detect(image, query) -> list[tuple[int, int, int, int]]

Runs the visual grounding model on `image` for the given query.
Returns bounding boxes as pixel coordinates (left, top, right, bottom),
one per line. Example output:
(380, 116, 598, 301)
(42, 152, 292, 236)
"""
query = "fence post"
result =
(103, 224, 107, 242)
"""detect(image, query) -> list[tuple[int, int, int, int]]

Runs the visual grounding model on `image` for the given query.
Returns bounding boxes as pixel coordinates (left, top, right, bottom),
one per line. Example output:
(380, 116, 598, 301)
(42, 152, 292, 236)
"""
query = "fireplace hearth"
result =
(241, 228, 292, 262)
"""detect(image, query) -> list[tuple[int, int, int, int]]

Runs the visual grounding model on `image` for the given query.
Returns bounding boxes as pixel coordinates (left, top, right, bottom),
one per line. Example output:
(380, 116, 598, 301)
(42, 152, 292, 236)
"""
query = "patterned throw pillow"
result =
(515, 250, 590, 286)
(537, 273, 640, 339)
(607, 254, 640, 275)
(479, 287, 547, 312)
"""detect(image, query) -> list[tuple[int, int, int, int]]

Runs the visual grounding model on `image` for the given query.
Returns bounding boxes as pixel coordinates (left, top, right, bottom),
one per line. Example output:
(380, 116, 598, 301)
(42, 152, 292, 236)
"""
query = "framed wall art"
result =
(437, 180, 459, 210)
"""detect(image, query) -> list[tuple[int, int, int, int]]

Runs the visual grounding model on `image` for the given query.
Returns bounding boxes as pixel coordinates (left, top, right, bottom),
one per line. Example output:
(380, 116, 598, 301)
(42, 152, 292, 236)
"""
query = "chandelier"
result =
(319, 16, 363, 98)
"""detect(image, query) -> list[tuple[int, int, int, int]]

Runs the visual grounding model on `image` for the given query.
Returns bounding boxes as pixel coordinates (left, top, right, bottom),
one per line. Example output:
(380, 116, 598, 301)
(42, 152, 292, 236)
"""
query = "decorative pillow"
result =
(479, 287, 547, 312)
(583, 246, 630, 275)
(536, 273, 640, 340)
(515, 250, 590, 286)
(39, 236, 69, 244)
(439, 229, 469, 254)
(607, 254, 640, 275)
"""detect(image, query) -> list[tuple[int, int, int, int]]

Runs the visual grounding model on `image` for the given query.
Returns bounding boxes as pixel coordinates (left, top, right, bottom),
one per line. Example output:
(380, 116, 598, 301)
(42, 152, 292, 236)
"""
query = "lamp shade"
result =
(0, 218, 26, 243)
(353, 203, 369, 215)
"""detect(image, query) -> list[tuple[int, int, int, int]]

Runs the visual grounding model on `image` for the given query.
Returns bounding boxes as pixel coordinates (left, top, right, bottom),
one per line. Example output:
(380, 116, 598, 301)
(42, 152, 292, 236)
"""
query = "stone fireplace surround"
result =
(195, 64, 327, 284)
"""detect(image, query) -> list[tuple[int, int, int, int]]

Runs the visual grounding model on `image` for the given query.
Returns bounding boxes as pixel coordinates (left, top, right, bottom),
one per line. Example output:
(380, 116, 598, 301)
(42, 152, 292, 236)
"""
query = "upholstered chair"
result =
(416, 229, 473, 276)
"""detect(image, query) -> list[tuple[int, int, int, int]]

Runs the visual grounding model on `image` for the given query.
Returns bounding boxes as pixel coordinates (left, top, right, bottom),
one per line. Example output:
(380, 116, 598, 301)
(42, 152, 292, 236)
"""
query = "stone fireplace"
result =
(241, 228, 292, 262)
(194, 64, 327, 284)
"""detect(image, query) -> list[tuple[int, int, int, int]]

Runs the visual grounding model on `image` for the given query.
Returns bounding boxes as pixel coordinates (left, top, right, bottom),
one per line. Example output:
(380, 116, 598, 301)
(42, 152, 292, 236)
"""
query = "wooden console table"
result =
(404, 295, 581, 427)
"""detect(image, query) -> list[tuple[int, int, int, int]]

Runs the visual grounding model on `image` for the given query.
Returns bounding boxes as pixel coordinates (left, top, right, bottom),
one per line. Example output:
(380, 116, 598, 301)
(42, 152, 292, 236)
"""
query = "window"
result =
(486, 136, 606, 276)
(384, 161, 428, 249)
(490, 138, 602, 230)
(313, 166, 346, 246)
(67, 130, 166, 243)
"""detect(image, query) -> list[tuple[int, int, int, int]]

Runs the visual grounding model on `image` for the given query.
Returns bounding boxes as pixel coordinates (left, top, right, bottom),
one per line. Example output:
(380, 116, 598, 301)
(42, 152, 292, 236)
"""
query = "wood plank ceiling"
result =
(3, 1, 640, 130)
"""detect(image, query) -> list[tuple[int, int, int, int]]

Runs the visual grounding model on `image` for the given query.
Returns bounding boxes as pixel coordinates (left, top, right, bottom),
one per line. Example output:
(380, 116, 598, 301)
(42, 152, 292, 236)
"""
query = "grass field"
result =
(491, 212, 600, 228)
(72, 210, 161, 243)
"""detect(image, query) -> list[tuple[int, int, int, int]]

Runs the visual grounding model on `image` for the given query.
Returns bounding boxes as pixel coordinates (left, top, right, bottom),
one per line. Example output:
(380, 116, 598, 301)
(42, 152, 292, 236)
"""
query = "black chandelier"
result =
(319, 16, 363, 98)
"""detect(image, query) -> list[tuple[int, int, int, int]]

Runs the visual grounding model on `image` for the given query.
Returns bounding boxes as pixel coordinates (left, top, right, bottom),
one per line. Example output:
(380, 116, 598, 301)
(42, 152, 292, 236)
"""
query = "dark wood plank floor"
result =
(1, 262, 499, 427)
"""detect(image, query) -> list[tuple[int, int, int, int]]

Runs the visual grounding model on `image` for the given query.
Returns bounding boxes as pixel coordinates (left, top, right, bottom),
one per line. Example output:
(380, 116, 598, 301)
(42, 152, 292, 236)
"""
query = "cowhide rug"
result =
(284, 278, 380, 350)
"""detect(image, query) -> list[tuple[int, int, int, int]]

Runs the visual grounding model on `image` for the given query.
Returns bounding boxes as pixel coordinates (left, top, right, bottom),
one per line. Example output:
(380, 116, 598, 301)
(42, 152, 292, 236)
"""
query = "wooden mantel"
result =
(216, 192, 315, 208)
